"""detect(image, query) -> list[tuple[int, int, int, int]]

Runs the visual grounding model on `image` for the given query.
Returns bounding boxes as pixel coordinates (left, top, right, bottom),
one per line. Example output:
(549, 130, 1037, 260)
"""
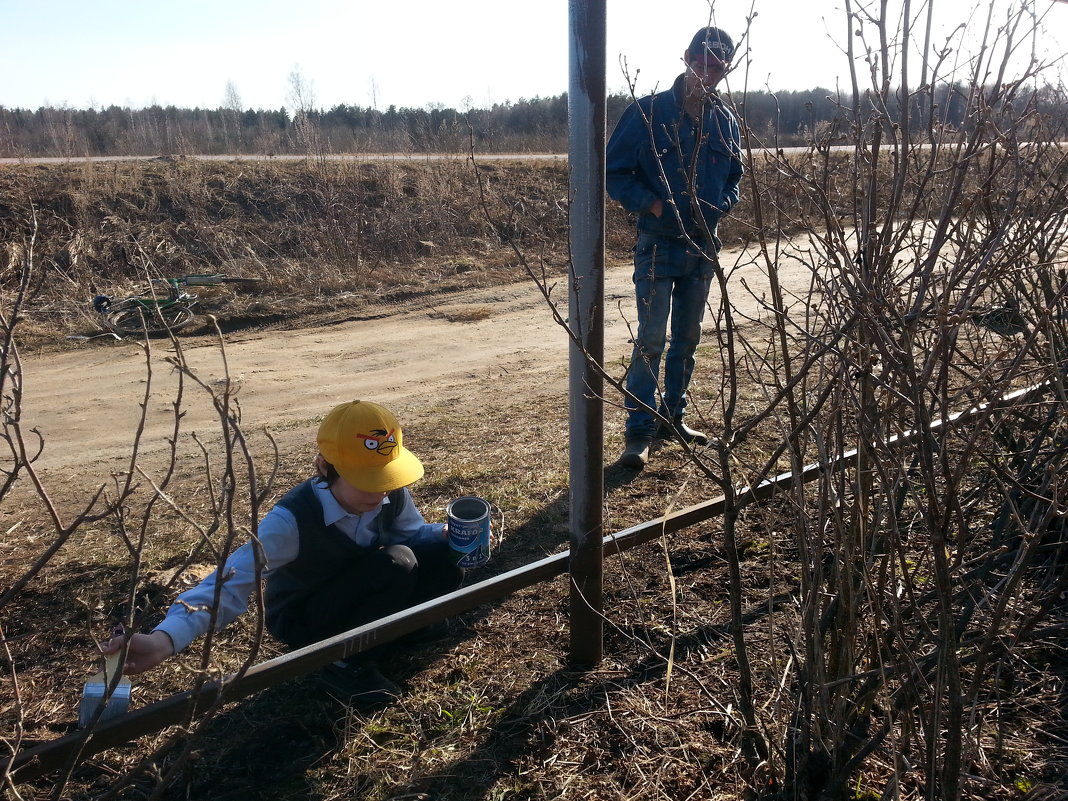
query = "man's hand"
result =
(102, 630, 175, 675)
(649, 198, 664, 218)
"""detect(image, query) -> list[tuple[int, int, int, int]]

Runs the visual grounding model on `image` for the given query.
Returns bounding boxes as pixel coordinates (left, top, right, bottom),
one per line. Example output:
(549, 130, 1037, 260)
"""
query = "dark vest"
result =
(264, 479, 407, 628)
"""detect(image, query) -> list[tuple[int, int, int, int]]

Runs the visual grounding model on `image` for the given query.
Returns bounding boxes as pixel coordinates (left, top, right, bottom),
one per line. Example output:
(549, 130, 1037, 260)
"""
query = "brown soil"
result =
(5, 247, 816, 799)
(21, 245, 796, 486)
(8, 162, 1066, 801)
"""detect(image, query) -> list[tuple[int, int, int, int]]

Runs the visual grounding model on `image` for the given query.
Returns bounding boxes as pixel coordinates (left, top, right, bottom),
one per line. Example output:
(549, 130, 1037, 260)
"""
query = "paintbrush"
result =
(78, 633, 132, 727)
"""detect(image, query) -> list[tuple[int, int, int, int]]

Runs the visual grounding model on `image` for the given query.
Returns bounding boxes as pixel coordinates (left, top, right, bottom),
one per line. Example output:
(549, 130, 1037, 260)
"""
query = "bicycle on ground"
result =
(92, 274, 262, 336)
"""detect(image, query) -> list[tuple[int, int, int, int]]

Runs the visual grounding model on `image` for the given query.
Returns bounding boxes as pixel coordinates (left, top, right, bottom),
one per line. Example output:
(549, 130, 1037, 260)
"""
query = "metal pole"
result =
(567, 0, 606, 667)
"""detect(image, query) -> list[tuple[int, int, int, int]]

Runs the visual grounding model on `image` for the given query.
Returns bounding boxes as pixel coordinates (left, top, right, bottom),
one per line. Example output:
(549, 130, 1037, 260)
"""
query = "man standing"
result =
(606, 26, 744, 468)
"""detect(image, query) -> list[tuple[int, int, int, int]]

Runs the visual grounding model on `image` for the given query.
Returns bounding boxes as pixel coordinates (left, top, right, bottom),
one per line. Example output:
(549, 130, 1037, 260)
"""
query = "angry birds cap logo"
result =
(357, 428, 398, 457)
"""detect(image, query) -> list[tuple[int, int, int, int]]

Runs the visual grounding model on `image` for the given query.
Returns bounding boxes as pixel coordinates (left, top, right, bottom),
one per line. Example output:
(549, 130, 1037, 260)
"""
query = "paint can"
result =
(446, 496, 491, 568)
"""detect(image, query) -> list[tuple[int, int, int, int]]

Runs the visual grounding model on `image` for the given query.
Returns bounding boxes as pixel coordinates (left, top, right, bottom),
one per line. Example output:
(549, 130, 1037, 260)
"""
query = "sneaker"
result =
(618, 437, 652, 468)
(655, 418, 709, 446)
(320, 660, 401, 710)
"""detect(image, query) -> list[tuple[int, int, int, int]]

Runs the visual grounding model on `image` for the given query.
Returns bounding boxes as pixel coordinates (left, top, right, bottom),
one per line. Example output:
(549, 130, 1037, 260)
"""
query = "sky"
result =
(1, 0, 1066, 112)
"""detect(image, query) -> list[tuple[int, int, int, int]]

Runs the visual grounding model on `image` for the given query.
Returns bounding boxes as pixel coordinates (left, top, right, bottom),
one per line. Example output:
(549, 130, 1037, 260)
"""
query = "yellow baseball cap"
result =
(317, 401, 425, 492)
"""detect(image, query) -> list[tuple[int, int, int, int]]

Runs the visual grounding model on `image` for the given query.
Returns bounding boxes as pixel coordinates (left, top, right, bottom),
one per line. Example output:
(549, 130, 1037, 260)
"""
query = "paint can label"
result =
(446, 496, 491, 569)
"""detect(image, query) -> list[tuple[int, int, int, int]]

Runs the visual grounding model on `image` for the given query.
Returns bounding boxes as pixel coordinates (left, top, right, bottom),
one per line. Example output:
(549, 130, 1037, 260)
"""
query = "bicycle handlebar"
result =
(178, 274, 262, 286)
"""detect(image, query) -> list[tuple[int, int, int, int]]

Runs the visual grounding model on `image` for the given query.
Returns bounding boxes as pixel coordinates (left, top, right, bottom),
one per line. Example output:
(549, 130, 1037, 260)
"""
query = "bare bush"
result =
(0, 226, 281, 797)
(667, 2, 1068, 797)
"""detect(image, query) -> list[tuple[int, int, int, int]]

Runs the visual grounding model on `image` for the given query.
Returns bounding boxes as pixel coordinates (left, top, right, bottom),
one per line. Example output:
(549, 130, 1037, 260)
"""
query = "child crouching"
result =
(105, 400, 462, 709)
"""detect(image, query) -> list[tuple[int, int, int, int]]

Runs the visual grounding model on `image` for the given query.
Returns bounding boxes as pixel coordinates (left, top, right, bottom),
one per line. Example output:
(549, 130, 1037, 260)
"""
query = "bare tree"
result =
(223, 80, 245, 152)
(287, 65, 325, 166)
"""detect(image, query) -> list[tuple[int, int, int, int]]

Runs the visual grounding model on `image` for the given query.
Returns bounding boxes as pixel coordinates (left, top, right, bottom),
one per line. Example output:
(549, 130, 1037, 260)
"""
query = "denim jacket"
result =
(606, 73, 743, 243)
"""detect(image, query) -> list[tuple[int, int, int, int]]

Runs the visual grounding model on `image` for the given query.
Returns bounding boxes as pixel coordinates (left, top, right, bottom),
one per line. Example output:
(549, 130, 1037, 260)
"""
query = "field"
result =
(2, 155, 1067, 801)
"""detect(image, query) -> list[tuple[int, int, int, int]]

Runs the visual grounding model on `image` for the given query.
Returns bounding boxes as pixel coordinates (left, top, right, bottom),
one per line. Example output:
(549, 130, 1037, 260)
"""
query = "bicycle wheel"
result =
(107, 304, 196, 336)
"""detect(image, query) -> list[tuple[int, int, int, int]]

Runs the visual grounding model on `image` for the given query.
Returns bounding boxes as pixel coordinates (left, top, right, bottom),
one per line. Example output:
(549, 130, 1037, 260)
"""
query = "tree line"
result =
(1, 83, 1064, 158)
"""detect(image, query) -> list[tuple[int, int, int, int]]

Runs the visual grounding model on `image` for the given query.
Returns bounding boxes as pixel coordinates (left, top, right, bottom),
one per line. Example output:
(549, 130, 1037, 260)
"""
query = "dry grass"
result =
(0, 387, 777, 800)
(437, 305, 495, 323)
(0, 156, 773, 349)
(5, 366, 1064, 801)
(0, 158, 615, 348)
(2, 158, 1067, 801)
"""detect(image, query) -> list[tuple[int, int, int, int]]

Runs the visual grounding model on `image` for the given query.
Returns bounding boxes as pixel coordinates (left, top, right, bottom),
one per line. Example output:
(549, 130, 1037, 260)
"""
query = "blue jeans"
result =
(624, 235, 715, 441)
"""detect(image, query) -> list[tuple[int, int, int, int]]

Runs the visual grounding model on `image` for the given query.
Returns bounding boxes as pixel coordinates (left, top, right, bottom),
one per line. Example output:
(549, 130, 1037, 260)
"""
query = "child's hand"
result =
(102, 630, 175, 675)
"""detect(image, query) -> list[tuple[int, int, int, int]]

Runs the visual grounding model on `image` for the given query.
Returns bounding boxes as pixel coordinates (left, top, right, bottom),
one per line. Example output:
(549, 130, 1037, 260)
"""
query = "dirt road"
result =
(20, 250, 799, 489)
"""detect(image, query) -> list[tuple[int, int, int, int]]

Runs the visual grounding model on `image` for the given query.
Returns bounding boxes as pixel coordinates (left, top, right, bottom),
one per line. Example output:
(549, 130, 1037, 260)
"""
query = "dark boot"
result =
(320, 659, 401, 711)
(618, 437, 652, 468)
(656, 418, 709, 446)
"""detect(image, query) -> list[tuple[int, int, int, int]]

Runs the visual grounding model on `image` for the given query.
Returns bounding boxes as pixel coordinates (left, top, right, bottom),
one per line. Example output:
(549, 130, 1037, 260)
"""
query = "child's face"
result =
(329, 476, 390, 515)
